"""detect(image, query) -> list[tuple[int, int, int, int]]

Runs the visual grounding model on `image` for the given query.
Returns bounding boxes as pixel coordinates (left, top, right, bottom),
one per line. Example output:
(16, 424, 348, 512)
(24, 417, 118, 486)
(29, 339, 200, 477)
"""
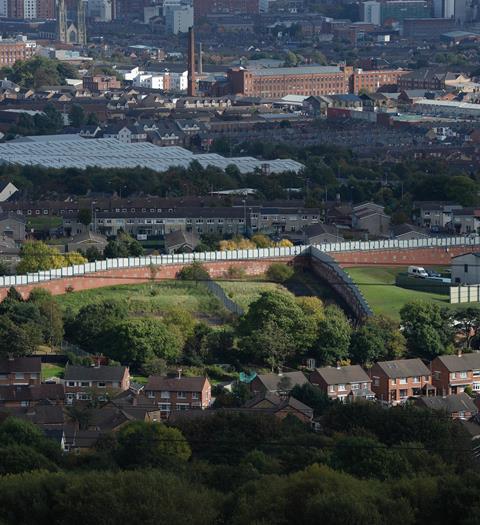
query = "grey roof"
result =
(164, 230, 200, 250)
(376, 359, 431, 378)
(415, 393, 477, 414)
(244, 391, 313, 418)
(314, 365, 371, 385)
(255, 371, 308, 391)
(304, 223, 342, 239)
(435, 352, 480, 372)
(64, 364, 128, 381)
(145, 375, 208, 392)
(247, 66, 341, 77)
(392, 223, 429, 237)
(0, 357, 41, 374)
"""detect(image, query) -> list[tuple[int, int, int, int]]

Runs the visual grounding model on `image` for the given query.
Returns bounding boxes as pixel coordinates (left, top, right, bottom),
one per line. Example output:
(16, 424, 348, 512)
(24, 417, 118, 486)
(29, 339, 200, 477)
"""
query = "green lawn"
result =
(55, 281, 225, 317)
(41, 363, 65, 380)
(346, 267, 454, 321)
(216, 280, 292, 311)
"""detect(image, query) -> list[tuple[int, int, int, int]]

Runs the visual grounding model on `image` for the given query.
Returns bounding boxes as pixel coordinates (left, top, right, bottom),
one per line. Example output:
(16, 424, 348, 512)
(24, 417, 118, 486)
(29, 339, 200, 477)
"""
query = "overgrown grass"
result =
(41, 363, 65, 380)
(346, 266, 454, 321)
(55, 281, 225, 317)
(216, 280, 292, 311)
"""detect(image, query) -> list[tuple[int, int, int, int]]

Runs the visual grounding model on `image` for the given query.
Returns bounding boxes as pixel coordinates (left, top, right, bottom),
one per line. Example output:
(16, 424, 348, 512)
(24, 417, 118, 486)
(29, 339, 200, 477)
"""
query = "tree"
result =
(295, 296, 324, 323)
(63, 252, 87, 266)
(315, 305, 351, 365)
(400, 301, 452, 360)
(266, 263, 294, 283)
(86, 112, 99, 126)
(68, 104, 85, 128)
(103, 318, 182, 367)
(451, 306, 480, 349)
(350, 315, 406, 366)
(238, 291, 317, 365)
(251, 234, 273, 248)
(0, 315, 39, 357)
(28, 288, 64, 347)
(177, 262, 210, 282)
(0, 444, 57, 475)
(17, 241, 65, 273)
(115, 421, 191, 468)
(65, 299, 128, 352)
(77, 208, 92, 227)
(291, 383, 331, 417)
(85, 246, 102, 262)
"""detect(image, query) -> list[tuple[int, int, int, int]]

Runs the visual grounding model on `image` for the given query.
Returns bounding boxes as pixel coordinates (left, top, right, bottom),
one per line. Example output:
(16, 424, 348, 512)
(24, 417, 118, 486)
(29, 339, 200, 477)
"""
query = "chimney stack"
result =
(187, 26, 196, 97)
(198, 41, 203, 76)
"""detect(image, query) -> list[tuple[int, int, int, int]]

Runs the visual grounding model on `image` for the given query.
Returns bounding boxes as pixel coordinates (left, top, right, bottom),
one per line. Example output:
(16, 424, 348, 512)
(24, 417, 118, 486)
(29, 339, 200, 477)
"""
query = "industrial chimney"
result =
(187, 26, 196, 97)
(198, 41, 203, 76)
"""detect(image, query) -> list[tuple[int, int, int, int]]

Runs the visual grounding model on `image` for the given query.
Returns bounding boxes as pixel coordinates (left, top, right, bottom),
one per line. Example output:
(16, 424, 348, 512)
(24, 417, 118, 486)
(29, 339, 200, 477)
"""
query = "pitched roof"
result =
(245, 391, 314, 418)
(64, 364, 128, 382)
(375, 359, 431, 378)
(145, 375, 208, 392)
(255, 371, 308, 391)
(435, 352, 480, 372)
(0, 357, 41, 374)
(0, 384, 64, 402)
(314, 365, 371, 385)
(415, 393, 477, 414)
(304, 223, 342, 238)
(392, 223, 429, 237)
(164, 230, 200, 250)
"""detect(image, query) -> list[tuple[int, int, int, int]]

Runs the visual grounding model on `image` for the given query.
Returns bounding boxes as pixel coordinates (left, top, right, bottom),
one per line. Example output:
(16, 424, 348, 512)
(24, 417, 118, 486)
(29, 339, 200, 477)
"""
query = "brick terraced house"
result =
(63, 364, 130, 404)
(431, 353, 480, 395)
(310, 364, 375, 401)
(0, 357, 41, 386)
(144, 374, 211, 418)
(370, 358, 434, 405)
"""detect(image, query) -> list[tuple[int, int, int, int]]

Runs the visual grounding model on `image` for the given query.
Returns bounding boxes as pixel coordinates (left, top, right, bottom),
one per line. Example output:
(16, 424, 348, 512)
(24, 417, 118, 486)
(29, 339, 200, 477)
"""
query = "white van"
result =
(408, 266, 428, 278)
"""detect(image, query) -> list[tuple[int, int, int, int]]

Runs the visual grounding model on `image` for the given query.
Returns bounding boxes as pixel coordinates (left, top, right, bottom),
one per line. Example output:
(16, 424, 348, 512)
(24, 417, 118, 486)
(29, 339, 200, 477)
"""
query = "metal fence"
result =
(203, 280, 244, 316)
(1, 235, 478, 290)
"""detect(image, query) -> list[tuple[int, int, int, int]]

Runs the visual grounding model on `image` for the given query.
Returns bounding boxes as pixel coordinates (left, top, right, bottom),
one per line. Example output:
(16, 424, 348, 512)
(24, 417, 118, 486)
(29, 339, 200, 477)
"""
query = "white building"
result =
(133, 73, 164, 90)
(165, 5, 194, 34)
(451, 253, 480, 285)
(118, 66, 140, 81)
(0, 0, 8, 17)
(88, 0, 113, 21)
(23, 0, 37, 19)
(363, 1, 381, 25)
(169, 71, 188, 91)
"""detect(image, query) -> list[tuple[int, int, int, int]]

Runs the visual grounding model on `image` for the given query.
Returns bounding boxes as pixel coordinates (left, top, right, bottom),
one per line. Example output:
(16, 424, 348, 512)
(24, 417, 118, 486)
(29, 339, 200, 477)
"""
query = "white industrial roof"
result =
(0, 137, 304, 174)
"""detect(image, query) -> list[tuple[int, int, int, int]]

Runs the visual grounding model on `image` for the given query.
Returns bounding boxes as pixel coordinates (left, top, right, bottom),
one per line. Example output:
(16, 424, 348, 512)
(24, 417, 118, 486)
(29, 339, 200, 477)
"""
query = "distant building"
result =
(0, 35, 36, 67)
(0, 212, 26, 241)
(351, 68, 409, 94)
(83, 75, 121, 92)
(451, 253, 480, 284)
(414, 392, 477, 419)
(0, 357, 41, 386)
(362, 0, 431, 25)
(250, 371, 308, 395)
(391, 223, 429, 240)
(352, 202, 390, 237)
(432, 353, 480, 395)
(165, 4, 194, 34)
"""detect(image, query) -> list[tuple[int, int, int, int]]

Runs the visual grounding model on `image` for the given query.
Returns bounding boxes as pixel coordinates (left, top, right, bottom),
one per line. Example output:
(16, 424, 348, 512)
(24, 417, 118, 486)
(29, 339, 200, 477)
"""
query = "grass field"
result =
(55, 281, 224, 318)
(216, 280, 292, 310)
(346, 267, 453, 321)
(41, 363, 65, 380)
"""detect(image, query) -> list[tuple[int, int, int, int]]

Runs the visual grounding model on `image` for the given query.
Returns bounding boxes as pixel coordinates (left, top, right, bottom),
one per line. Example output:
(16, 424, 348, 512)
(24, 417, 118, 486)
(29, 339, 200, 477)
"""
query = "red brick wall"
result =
(1, 245, 478, 300)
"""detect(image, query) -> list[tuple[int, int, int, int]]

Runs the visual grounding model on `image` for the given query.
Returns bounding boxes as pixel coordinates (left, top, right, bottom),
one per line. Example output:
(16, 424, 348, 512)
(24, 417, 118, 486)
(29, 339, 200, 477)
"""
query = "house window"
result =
(15, 373, 24, 379)
(373, 378, 379, 386)
(0, 374, 7, 380)
(351, 383, 360, 390)
(80, 381, 90, 387)
(177, 391, 187, 399)
(399, 378, 407, 384)
(77, 393, 90, 401)
(159, 403, 171, 411)
(176, 403, 189, 410)
(161, 391, 170, 399)
(473, 383, 480, 391)
(464, 264, 468, 273)
(329, 385, 336, 392)
(391, 379, 396, 385)
(459, 372, 468, 379)
(21, 401, 29, 407)
(147, 391, 155, 398)
(97, 382, 106, 388)
(67, 381, 76, 387)
(337, 384, 346, 391)
(412, 377, 420, 383)
(450, 372, 456, 379)
(192, 392, 200, 399)
(399, 389, 408, 399)
(473, 370, 480, 377)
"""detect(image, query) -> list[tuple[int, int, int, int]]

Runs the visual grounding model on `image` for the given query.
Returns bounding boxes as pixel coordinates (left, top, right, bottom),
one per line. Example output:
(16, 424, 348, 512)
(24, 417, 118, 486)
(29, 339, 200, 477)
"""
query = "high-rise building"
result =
(362, 0, 431, 25)
(88, 0, 112, 21)
(57, 0, 87, 45)
(165, 4, 194, 34)
(363, 0, 381, 25)
(0, 35, 36, 66)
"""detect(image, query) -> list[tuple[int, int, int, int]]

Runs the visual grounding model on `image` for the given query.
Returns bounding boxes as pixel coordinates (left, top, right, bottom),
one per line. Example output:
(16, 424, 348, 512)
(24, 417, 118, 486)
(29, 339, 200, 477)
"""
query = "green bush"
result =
(266, 263, 294, 283)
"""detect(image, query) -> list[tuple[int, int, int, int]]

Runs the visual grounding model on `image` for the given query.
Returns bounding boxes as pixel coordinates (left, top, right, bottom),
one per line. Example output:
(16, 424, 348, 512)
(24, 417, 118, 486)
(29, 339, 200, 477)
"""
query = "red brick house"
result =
(243, 392, 314, 423)
(431, 353, 480, 395)
(310, 365, 375, 402)
(250, 371, 308, 396)
(414, 393, 477, 420)
(0, 357, 41, 386)
(144, 375, 211, 418)
(0, 383, 64, 408)
(370, 359, 434, 405)
(63, 364, 130, 404)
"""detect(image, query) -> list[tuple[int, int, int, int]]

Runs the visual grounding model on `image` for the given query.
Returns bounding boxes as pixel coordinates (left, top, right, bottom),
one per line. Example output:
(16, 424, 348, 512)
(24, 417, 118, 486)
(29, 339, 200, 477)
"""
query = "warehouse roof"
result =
(247, 66, 342, 76)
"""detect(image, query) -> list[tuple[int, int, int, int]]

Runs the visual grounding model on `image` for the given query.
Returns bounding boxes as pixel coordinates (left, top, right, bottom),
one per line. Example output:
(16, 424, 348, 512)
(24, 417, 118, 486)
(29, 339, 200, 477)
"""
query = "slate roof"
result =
(164, 230, 200, 250)
(145, 375, 208, 392)
(255, 371, 308, 391)
(304, 223, 342, 238)
(0, 384, 64, 402)
(415, 393, 477, 414)
(376, 359, 431, 378)
(313, 365, 371, 385)
(392, 223, 429, 237)
(0, 357, 41, 374)
(435, 353, 480, 372)
(64, 364, 128, 382)
(244, 391, 313, 418)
